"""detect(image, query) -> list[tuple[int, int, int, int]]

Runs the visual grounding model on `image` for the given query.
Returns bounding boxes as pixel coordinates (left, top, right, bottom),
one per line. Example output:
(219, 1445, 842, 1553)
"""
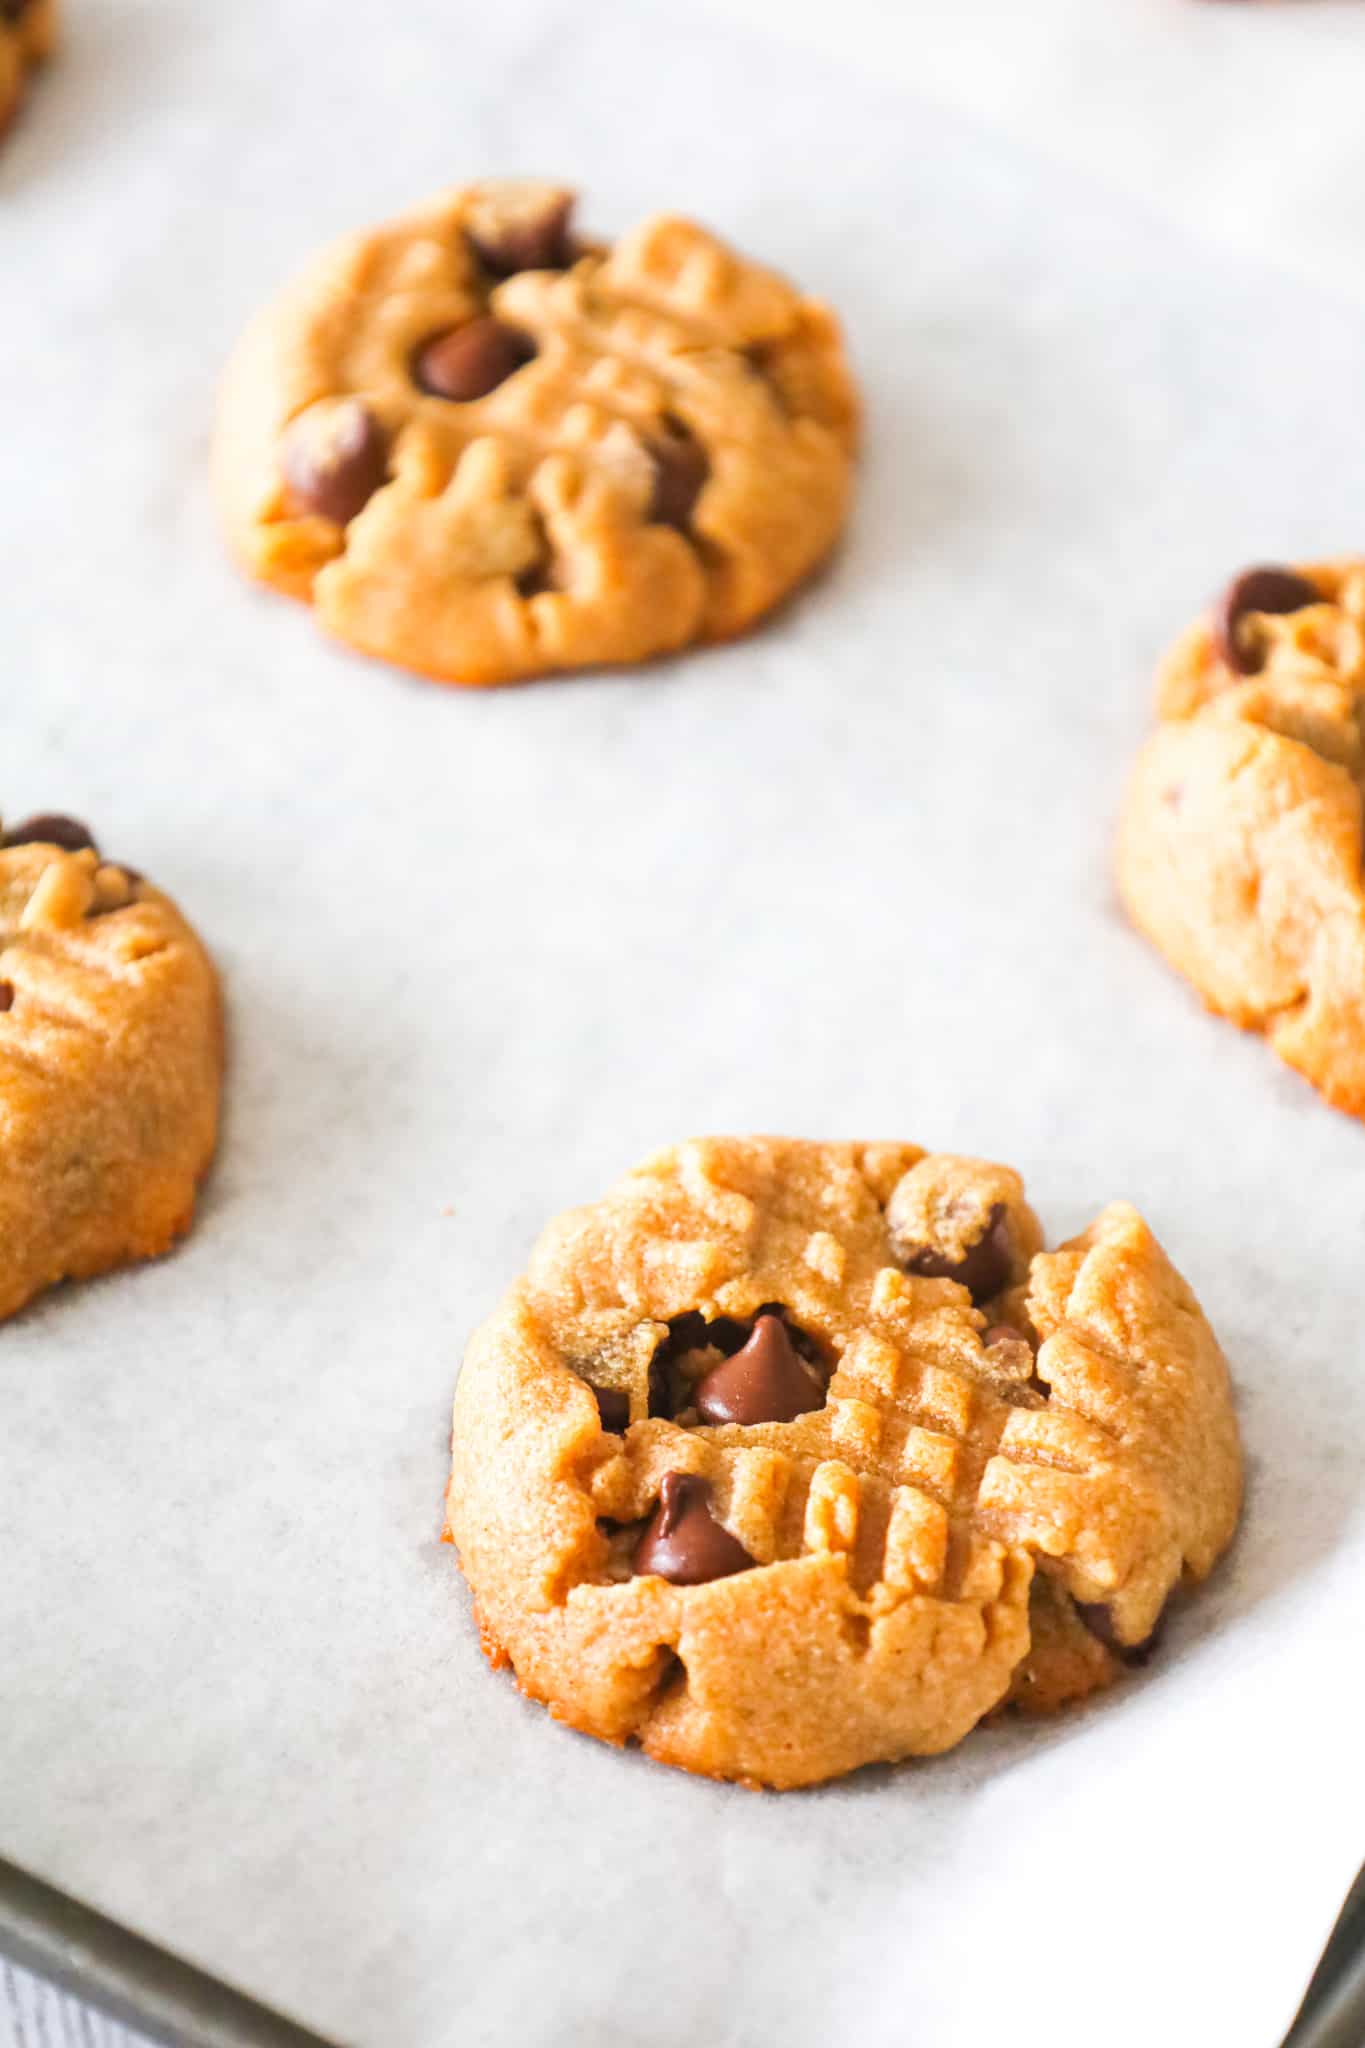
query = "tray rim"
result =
(1285, 1867, 1365, 2048)
(1, 1849, 1361, 2048)
(0, 1855, 339, 2048)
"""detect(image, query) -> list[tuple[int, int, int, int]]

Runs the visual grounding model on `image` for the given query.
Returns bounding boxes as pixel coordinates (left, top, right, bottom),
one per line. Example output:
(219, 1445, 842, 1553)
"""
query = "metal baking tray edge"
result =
(0, 1856, 337, 2048)
(2, 1850, 1361, 2048)
(1286, 1867, 1365, 2048)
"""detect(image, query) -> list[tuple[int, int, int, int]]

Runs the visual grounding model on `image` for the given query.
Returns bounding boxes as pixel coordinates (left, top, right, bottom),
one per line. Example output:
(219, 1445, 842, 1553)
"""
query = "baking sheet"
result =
(2, 1953, 151, 2048)
(3, 2, 1365, 2044)
(0, 1856, 333, 2048)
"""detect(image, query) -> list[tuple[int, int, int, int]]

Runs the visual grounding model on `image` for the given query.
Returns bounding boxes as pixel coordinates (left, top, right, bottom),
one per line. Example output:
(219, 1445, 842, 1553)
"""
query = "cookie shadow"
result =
(831, 1376, 1361, 1802)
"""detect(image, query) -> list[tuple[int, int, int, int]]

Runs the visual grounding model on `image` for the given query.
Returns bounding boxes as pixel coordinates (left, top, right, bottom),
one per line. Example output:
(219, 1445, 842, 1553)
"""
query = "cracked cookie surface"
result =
(445, 1137, 1241, 1789)
(1118, 559, 1365, 1117)
(214, 180, 858, 687)
(0, 0, 56, 143)
(0, 816, 222, 1322)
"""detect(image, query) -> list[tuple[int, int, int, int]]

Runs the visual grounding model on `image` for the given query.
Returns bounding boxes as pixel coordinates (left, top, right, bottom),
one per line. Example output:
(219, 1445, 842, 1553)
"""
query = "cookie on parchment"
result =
(445, 1137, 1241, 1789)
(0, 0, 56, 142)
(214, 180, 858, 687)
(0, 815, 222, 1323)
(1118, 560, 1365, 1118)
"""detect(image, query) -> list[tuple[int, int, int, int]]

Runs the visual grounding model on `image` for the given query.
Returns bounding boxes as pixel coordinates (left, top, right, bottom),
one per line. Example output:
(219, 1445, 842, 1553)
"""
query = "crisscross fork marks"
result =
(575, 1276, 1189, 1713)
(0, 833, 222, 1324)
(448, 1138, 1243, 1786)
(218, 183, 857, 685)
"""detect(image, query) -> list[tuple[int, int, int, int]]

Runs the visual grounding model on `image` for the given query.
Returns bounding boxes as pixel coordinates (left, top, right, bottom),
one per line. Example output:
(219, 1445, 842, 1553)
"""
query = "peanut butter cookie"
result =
(0, 0, 56, 142)
(1118, 560, 1365, 1117)
(214, 180, 858, 686)
(445, 1138, 1241, 1789)
(0, 815, 222, 1322)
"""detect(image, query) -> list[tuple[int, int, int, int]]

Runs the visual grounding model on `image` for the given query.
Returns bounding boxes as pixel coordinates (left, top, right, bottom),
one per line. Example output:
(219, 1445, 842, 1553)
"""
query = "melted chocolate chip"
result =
(2, 815, 97, 854)
(413, 319, 535, 403)
(0, 0, 35, 20)
(633, 1472, 756, 1585)
(281, 400, 389, 526)
(0, 981, 13, 1013)
(590, 1384, 630, 1433)
(467, 193, 576, 278)
(1214, 565, 1319, 676)
(902, 1202, 1014, 1304)
(1075, 1600, 1162, 1665)
(648, 419, 709, 529)
(695, 1314, 825, 1425)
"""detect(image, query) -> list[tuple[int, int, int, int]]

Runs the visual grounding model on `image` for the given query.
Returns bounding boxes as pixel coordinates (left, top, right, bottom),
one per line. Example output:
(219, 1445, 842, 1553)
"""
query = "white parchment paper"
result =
(3, 4, 1364, 2045)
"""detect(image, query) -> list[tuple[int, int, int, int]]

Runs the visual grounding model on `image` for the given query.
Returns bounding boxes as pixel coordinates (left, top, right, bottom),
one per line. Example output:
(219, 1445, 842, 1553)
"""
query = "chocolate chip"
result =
(1, 0, 35, 20)
(648, 1311, 737, 1420)
(413, 319, 535, 403)
(662, 1310, 710, 1355)
(0, 981, 12, 1013)
(2, 815, 97, 854)
(648, 419, 709, 530)
(1075, 1600, 1162, 1665)
(647, 1351, 672, 1419)
(648, 1308, 816, 1421)
(281, 400, 389, 526)
(1214, 565, 1320, 675)
(903, 1202, 1014, 1304)
(695, 1314, 825, 1425)
(590, 1385, 630, 1433)
(633, 1472, 756, 1586)
(515, 558, 556, 600)
(467, 193, 576, 278)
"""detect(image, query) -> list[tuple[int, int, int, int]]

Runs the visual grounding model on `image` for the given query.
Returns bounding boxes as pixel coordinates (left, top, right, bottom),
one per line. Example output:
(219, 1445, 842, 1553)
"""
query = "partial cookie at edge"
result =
(1118, 558, 1365, 1117)
(0, 817, 222, 1321)
(0, 0, 57, 142)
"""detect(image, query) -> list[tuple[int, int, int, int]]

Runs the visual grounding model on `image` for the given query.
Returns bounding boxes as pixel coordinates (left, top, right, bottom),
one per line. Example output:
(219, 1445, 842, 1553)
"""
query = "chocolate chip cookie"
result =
(1118, 559, 1365, 1117)
(445, 1138, 1242, 1789)
(0, 816, 222, 1322)
(0, 0, 56, 142)
(214, 180, 858, 686)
